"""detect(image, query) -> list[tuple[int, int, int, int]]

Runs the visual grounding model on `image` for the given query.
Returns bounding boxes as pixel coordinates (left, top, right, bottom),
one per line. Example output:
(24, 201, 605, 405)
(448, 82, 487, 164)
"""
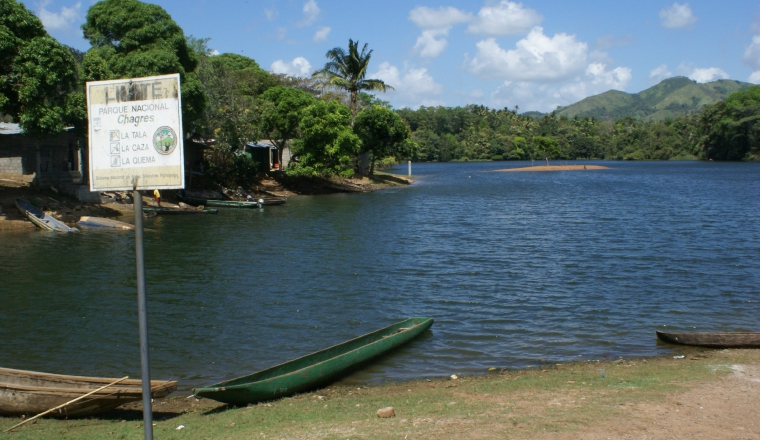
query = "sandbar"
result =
(496, 164, 609, 172)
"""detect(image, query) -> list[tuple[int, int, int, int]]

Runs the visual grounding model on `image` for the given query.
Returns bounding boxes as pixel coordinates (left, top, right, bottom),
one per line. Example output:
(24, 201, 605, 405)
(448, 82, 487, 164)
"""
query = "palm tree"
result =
(312, 39, 393, 123)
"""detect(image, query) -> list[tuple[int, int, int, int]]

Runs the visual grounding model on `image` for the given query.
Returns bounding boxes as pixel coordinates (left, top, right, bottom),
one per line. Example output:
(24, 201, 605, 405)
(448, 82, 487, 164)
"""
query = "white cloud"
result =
(408, 6, 471, 29)
(743, 35, 760, 70)
(468, 27, 588, 82)
(586, 63, 632, 89)
(270, 57, 313, 77)
(676, 62, 729, 83)
(413, 29, 451, 58)
(38, 0, 82, 33)
(313, 26, 331, 42)
(371, 62, 444, 108)
(408, 6, 471, 58)
(298, 0, 320, 27)
(659, 3, 697, 29)
(649, 64, 673, 83)
(467, 1, 542, 36)
(742, 31, 760, 81)
(489, 63, 631, 112)
(408, 2, 542, 57)
(689, 67, 729, 83)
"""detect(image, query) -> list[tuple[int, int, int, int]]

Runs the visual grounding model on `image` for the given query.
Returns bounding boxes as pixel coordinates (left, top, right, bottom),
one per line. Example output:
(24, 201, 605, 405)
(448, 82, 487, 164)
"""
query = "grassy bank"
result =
(3, 349, 757, 439)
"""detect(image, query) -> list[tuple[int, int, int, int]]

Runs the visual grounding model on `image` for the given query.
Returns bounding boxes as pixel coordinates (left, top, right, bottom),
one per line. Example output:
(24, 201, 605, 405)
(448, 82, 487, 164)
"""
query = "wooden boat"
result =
(14, 199, 79, 232)
(656, 331, 760, 348)
(143, 206, 218, 215)
(0, 367, 177, 417)
(177, 194, 262, 208)
(260, 197, 287, 205)
(193, 317, 434, 405)
(77, 216, 134, 230)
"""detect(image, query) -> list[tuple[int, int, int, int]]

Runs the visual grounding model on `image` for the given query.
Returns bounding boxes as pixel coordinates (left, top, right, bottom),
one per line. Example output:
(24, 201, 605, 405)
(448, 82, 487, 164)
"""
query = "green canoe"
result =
(142, 206, 218, 215)
(177, 194, 263, 209)
(193, 317, 433, 405)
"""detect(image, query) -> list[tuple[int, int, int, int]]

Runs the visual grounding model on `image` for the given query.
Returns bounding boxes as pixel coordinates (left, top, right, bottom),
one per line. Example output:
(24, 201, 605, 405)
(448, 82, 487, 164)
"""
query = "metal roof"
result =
(246, 139, 277, 148)
(0, 123, 75, 136)
(0, 123, 22, 135)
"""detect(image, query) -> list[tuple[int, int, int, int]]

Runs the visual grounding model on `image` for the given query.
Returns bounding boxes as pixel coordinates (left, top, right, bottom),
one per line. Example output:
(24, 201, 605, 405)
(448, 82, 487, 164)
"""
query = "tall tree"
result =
(260, 86, 316, 168)
(192, 40, 274, 149)
(354, 105, 414, 174)
(532, 136, 561, 166)
(288, 101, 360, 177)
(81, 0, 206, 133)
(312, 39, 393, 123)
(0, 0, 81, 136)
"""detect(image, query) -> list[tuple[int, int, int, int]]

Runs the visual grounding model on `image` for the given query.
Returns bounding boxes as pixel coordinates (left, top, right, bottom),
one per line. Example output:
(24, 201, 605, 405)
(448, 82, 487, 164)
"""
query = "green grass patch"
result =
(2, 349, 757, 439)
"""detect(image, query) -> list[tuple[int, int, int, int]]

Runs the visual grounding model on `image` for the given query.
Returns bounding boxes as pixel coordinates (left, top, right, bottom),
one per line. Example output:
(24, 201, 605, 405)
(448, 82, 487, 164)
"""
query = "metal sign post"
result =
(86, 74, 185, 440)
(132, 187, 152, 439)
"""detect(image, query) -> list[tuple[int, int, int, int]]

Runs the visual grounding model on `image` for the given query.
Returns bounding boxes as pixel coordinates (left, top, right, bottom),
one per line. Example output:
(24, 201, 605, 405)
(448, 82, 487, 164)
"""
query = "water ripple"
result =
(1, 161, 759, 388)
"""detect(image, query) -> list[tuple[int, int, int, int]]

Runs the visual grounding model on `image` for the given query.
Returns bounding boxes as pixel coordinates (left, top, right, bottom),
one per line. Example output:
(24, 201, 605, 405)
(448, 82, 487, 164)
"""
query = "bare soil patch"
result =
(535, 359, 760, 440)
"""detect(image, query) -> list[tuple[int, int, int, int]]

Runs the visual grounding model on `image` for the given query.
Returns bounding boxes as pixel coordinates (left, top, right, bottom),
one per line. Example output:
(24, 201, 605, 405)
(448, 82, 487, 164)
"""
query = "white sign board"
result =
(87, 74, 184, 191)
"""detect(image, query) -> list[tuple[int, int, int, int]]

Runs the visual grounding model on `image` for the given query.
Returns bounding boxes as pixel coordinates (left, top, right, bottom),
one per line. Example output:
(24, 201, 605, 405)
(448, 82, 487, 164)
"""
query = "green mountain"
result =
(554, 77, 753, 121)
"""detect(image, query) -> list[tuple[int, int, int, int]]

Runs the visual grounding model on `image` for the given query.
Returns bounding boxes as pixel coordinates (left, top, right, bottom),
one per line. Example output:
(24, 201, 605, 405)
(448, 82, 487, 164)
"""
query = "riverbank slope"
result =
(2, 349, 757, 439)
(0, 172, 413, 232)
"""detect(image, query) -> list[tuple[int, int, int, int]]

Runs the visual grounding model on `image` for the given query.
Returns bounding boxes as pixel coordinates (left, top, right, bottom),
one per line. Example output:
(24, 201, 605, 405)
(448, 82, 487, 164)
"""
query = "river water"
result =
(1, 161, 759, 390)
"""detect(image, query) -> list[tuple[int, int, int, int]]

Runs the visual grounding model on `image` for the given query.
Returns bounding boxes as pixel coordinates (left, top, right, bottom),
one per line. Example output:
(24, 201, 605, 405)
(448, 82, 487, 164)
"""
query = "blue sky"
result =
(25, 0, 760, 112)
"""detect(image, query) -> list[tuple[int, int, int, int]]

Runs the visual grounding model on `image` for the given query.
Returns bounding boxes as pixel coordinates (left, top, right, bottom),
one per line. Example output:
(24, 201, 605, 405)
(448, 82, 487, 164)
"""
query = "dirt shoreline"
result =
(1, 350, 757, 439)
(0, 172, 412, 232)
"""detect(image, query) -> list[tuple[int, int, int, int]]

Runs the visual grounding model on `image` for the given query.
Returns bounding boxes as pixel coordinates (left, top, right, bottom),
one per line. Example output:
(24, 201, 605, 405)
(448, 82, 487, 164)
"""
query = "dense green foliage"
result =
(698, 86, 760, 160)
(81, 0, 206, 133)
(260, 86, 316, 157)
(555, 77, 752, 122)
(0, 0, 81, 137)
(396, 104, 710, 162)
(396, 86, 760, 163)
(192, 39, 270, 150)
(289, 100, 361, 177)
(353, 105, 414, 173)
(205, 145, 258, 186)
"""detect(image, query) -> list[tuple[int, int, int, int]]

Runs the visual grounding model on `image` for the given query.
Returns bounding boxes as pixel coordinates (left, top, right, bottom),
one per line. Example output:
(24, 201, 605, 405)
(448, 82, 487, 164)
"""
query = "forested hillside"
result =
(554, 77, 752, 122)
(396, 85, 760, 163)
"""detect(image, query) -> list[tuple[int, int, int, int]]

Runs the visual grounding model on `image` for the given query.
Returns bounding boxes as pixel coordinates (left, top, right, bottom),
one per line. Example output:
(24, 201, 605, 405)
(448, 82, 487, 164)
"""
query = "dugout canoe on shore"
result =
(14, 199, 79, 232)
(77, 216, 134, 230)
(260, 197, 287, 205)
(0, 367, 177, 417)
(143, 206, 218, 215)
(177, 193, 263, 208)
(193, 317, 434, 405)
(656, 331, 760, 348)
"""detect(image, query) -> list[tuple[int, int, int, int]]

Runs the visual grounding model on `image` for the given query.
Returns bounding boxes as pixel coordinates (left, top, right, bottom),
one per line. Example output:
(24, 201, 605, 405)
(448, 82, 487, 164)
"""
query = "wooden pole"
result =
(3, 376, 129, 433)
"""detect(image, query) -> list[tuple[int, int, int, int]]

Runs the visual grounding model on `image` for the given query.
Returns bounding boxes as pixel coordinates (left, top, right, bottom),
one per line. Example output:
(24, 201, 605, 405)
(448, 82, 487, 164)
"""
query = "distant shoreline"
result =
(496, 164, 609, 172)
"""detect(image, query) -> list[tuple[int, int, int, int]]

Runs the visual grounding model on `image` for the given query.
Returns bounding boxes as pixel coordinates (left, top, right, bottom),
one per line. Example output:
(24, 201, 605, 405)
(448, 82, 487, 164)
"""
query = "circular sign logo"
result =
(153, 126, 178, 155)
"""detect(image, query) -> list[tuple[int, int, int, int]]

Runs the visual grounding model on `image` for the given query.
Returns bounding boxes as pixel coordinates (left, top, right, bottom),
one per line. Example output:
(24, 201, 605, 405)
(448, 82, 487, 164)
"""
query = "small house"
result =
(0, 123, 99, 200)
(245, 139, 290, 173)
